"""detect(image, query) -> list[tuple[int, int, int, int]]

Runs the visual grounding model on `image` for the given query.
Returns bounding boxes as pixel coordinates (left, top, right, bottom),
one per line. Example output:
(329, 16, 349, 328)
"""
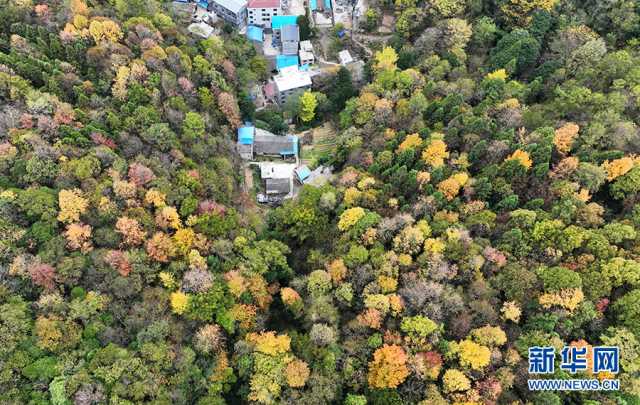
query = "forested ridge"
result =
(1, 0, 640, 404)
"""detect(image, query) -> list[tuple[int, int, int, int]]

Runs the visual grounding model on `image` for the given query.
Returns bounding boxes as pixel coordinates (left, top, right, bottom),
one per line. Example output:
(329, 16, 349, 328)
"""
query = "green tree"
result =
(182, 111, 206, 141)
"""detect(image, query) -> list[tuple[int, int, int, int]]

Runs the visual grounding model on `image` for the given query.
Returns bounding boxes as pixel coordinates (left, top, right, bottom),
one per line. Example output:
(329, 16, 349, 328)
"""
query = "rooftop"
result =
(281, 24, 300, 41)
(274, 68, 312, 92)
(295, 165, 311, 182)
(299, 50, 314, 60)
(338, 49, 353, 65)
(272, 15, 298, 29)
(300, 40, 313, 52)
(238, 125, 255, 144)
(260, 162, 296, 179)
(213, 0, 248, 14)
(246, 25, 264, 42)
(276, 54, 299, 70)
(247, 0, 280, 7)
(254, 133, 298, 155)
(266, 178, 291, 194)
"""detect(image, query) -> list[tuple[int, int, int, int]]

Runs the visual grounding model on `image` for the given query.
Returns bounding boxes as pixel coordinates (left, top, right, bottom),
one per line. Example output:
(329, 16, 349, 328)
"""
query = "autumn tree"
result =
(367, 344, 410, 388)
(57, 189, 88, 224)
(115, 217, 146, 246)
(299, 91, 318, 123)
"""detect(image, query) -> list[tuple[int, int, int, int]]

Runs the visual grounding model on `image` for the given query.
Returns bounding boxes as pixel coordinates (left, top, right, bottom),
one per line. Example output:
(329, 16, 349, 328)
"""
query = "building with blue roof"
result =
(246, 25, 264, 42)
(295, 165, 311, 183)
(237, 127, 299, 160)
(276, 54, 299, 70)
(271, 15, 298, 29)
(271, 15, 299, 49)
(237, 125, 255, 159)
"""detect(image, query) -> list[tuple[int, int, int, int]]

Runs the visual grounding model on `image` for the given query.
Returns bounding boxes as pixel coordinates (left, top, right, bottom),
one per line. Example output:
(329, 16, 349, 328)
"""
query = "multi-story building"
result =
(273, 65, 312, 104)
(299, 40, 314, 65)
(271, 15, 299, 43)
(208, 0, 247, 27)
(281, 24, 300, 55)
(247, 0, 281, 26)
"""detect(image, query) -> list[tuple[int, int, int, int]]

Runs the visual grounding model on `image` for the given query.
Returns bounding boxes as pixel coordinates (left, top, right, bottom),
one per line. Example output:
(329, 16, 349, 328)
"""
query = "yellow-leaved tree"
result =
(422, 138, 449, 167)
(367, 344, 410, 388)
(553, 123, 579, 154)
(338, 207, 365, 231)
(602, 157, 634, 181)
(505, 149, 532, 169)
(374, 46, 398, 71)
(299, 91, 318, 123)
(443, 369, 471, 393)
(88, 19, 123, 44)
(501, 0, 558, 26)
(170, 291, 189, 314)
(397, 133, 422, 152)
(58, 189, 89, 223)
(285, 359, 310, 387)
(455, 339, 492, 370)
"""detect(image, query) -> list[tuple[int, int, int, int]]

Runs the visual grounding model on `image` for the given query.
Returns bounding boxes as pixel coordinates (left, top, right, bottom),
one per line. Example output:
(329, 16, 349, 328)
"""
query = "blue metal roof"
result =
(324, 0, 331, 9)
(246, 25, 264, 42)
(238, 126, 255, 145)
(272, 15, 298, 30)
(276, 55, 299, 70)
(296, 166, 311, 181)
(280, 135, 298, 155)
(310, 0, 317, 10)
(196, 0, 209, 8)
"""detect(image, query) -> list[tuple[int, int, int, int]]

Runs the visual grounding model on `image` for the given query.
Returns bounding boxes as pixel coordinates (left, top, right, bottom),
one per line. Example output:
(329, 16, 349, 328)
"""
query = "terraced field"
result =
(300, 122, 337, 165)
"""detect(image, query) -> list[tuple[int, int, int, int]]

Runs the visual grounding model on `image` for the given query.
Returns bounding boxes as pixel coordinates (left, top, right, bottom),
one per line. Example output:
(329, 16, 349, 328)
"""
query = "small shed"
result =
(338, 49, 353, 65)
(295, 165, 311, 183)
(246, 25, 264, 42)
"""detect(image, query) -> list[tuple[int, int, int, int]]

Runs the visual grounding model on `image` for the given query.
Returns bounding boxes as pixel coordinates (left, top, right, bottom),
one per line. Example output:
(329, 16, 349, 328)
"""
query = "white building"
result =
(300, 40, 313, 52)
(338, 49, 354, 65)
(247, 0, 281, 26)
(273, 66, 312, 104)
(299, 40, 314, 65)
(299, 50, 314, 65)
(209, 0, 247, 27)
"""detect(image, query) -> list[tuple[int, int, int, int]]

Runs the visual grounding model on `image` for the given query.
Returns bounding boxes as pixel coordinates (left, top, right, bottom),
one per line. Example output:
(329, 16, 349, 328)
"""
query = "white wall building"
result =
(298, 40, 314, 65)
(247, 0, 281, 26)
(299, 50, 314, 65)
(273, 66, 312, 104)
(209, 0, 247, 27)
